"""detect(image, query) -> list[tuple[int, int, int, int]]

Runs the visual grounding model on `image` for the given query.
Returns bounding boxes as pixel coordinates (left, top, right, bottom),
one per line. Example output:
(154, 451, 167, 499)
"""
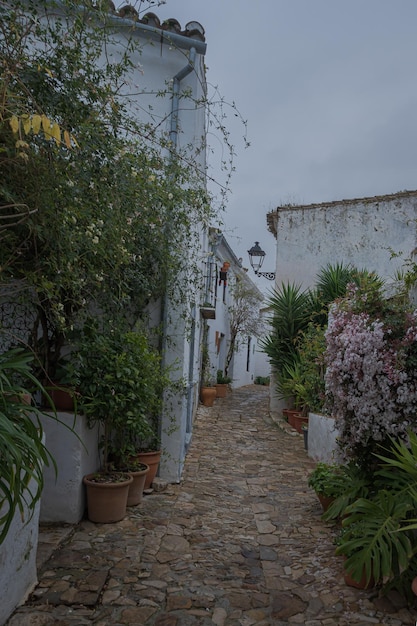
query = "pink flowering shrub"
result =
(325, 283, 417, 466)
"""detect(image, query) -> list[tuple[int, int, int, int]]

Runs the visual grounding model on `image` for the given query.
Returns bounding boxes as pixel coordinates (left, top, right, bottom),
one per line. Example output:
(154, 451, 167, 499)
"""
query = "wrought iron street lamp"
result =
(247, 242, 276, 281)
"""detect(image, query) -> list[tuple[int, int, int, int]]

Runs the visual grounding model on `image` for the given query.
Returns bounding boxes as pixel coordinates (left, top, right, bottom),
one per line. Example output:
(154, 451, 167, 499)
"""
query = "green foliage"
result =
(254, 375, 270, 386)
(0, 0, 213, 377)
(324, 433, 417, 599)
(216, 369, 232, 385)
(307, 462, 342, 498)
(261, 282, 312, 393)
(263, 263, 385, 412)
(0, 347, 55, 544)
(295, 323, 326, 412)
(336, 492, 414, 588)
(74, 323, 170, 469)
(321, 462, 372, 522)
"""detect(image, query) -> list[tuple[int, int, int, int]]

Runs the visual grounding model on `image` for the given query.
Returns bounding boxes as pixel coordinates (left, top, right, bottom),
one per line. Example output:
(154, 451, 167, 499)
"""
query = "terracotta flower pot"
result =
(200, 386, 216, 407)
(317, 493, 335, 512)
(49, 385, 75, 411)
(343, 557, 375, 589)
(214, 383, 228, 398)
(135, 450, 162, 489)
(127, 464, 149, 506)
(286, 409, 302, 429)
(83, 472, 132, 523)
(344, 567, 375, 589)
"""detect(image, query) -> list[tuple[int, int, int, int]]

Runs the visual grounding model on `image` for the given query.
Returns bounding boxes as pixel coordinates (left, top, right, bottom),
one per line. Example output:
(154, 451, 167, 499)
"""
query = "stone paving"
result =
(8, 385, 417, 625)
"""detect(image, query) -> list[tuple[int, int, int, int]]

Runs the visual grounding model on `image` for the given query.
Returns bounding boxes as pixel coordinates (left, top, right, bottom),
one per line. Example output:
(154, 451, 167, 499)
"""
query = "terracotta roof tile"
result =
(108, 4, 205, 41)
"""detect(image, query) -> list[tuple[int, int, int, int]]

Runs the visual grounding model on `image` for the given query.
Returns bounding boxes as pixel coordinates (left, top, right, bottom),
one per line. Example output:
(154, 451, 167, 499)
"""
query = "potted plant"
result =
(200, 374, 217, 407)
(307, 462, 344, 512)
(76, 324, 166, 520)
(43, 357, 79, 412)
(335, 523, 376, 590)
(215, 369, 232, 398)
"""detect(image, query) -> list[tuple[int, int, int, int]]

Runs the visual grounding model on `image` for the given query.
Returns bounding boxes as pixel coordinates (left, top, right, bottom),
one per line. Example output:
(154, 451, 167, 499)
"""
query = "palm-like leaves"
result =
(337, 492, 414, 586)
(0, 348, 55, 544)
(261, 282, 311, 374)
(322, 462, 371, 522)
(315, 262, 354, 305)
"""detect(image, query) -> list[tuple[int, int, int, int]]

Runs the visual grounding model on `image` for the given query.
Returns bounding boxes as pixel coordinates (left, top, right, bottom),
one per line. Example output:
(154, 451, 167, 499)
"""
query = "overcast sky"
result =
(153, 0, 417, 288)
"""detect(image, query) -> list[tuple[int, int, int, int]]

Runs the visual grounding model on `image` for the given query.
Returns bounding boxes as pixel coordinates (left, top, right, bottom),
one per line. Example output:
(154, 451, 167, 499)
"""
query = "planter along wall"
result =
(307, 412, 339, 463)
(39, 412, 101, 523)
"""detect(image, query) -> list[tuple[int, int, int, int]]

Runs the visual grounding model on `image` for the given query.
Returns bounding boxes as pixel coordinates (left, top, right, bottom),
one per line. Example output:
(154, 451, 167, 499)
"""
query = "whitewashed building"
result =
(266, 189, 417, 413)
(202, 230, 265, 390)
(267, 190, 417, 292)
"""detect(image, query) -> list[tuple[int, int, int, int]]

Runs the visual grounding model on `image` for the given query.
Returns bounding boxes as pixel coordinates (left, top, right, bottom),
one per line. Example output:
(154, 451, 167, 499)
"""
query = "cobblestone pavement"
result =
(8, 386, 417, 625)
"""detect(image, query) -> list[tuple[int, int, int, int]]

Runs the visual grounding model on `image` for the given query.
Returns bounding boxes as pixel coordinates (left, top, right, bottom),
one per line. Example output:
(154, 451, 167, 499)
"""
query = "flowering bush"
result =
(0, 0, 213, 377)
(325, 281, 417, 466)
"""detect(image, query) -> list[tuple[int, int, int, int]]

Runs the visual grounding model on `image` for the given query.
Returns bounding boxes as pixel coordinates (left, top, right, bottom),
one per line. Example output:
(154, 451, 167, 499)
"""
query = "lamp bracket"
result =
(255, 271, 276, 281)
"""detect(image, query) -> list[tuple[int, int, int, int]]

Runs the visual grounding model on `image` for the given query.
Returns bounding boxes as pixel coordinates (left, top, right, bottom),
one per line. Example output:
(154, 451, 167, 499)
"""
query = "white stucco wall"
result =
(0, 476, 40, 625)
(109, 24, 208, 484)
(205, 235, 264, 390)
(39, 413, 101, 523)
(269, 191, 417, 290)
(267, 191, 417, 417)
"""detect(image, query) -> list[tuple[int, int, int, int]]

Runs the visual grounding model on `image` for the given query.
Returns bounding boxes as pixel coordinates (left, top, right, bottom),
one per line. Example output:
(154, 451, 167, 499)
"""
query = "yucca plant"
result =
(0, 348, 56, 544)
(261, 283, 312, 397)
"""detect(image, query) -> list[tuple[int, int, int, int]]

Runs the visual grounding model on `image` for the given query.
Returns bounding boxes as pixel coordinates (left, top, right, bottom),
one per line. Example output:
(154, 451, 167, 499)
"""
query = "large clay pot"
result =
(200, 386, 216, 407)
(286, 409, 302, 429)
(135, 450, 162, 489)
(292, 413, 309, 434)
(83, 472, 132, 523)
(344, 566, 375, 589)
(317, 493, 334, 512)
(127, 464, 149, 506)
(49, 385, 75, 411)
(214, 383, 228, 398)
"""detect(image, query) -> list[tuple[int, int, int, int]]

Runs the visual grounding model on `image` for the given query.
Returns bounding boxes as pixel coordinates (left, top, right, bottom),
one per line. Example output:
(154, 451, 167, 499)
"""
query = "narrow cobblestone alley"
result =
(8, 386, 417, 625)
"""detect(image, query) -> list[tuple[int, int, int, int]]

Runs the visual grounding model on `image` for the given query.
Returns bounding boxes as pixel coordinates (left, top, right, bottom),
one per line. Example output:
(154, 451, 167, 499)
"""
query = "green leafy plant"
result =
(74, 324, 169, 471)
(216, 370, 232, 385)
(261, 282, 312, 399)
(307, 462, 343, 498)
(0, 347, 56, 544)
(336, 491, 414, 588)
(321, 462, 372, 521)
(328, 433, 417, 598)
(0, 0, 215, 380)
(254, 375, 270, 385)
(295, 323, 327, 413)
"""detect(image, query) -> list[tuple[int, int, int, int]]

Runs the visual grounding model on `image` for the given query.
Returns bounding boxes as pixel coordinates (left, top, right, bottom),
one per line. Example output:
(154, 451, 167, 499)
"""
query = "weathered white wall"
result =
(270, 191, 417, 290)
(267, 191, 417, 418)
(307, 413, 339, 464)
(0, 476, 40, 625)
(206, 235, 264, 390)
(39, 413, 101, 523)
(109, 26, 208, 485)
